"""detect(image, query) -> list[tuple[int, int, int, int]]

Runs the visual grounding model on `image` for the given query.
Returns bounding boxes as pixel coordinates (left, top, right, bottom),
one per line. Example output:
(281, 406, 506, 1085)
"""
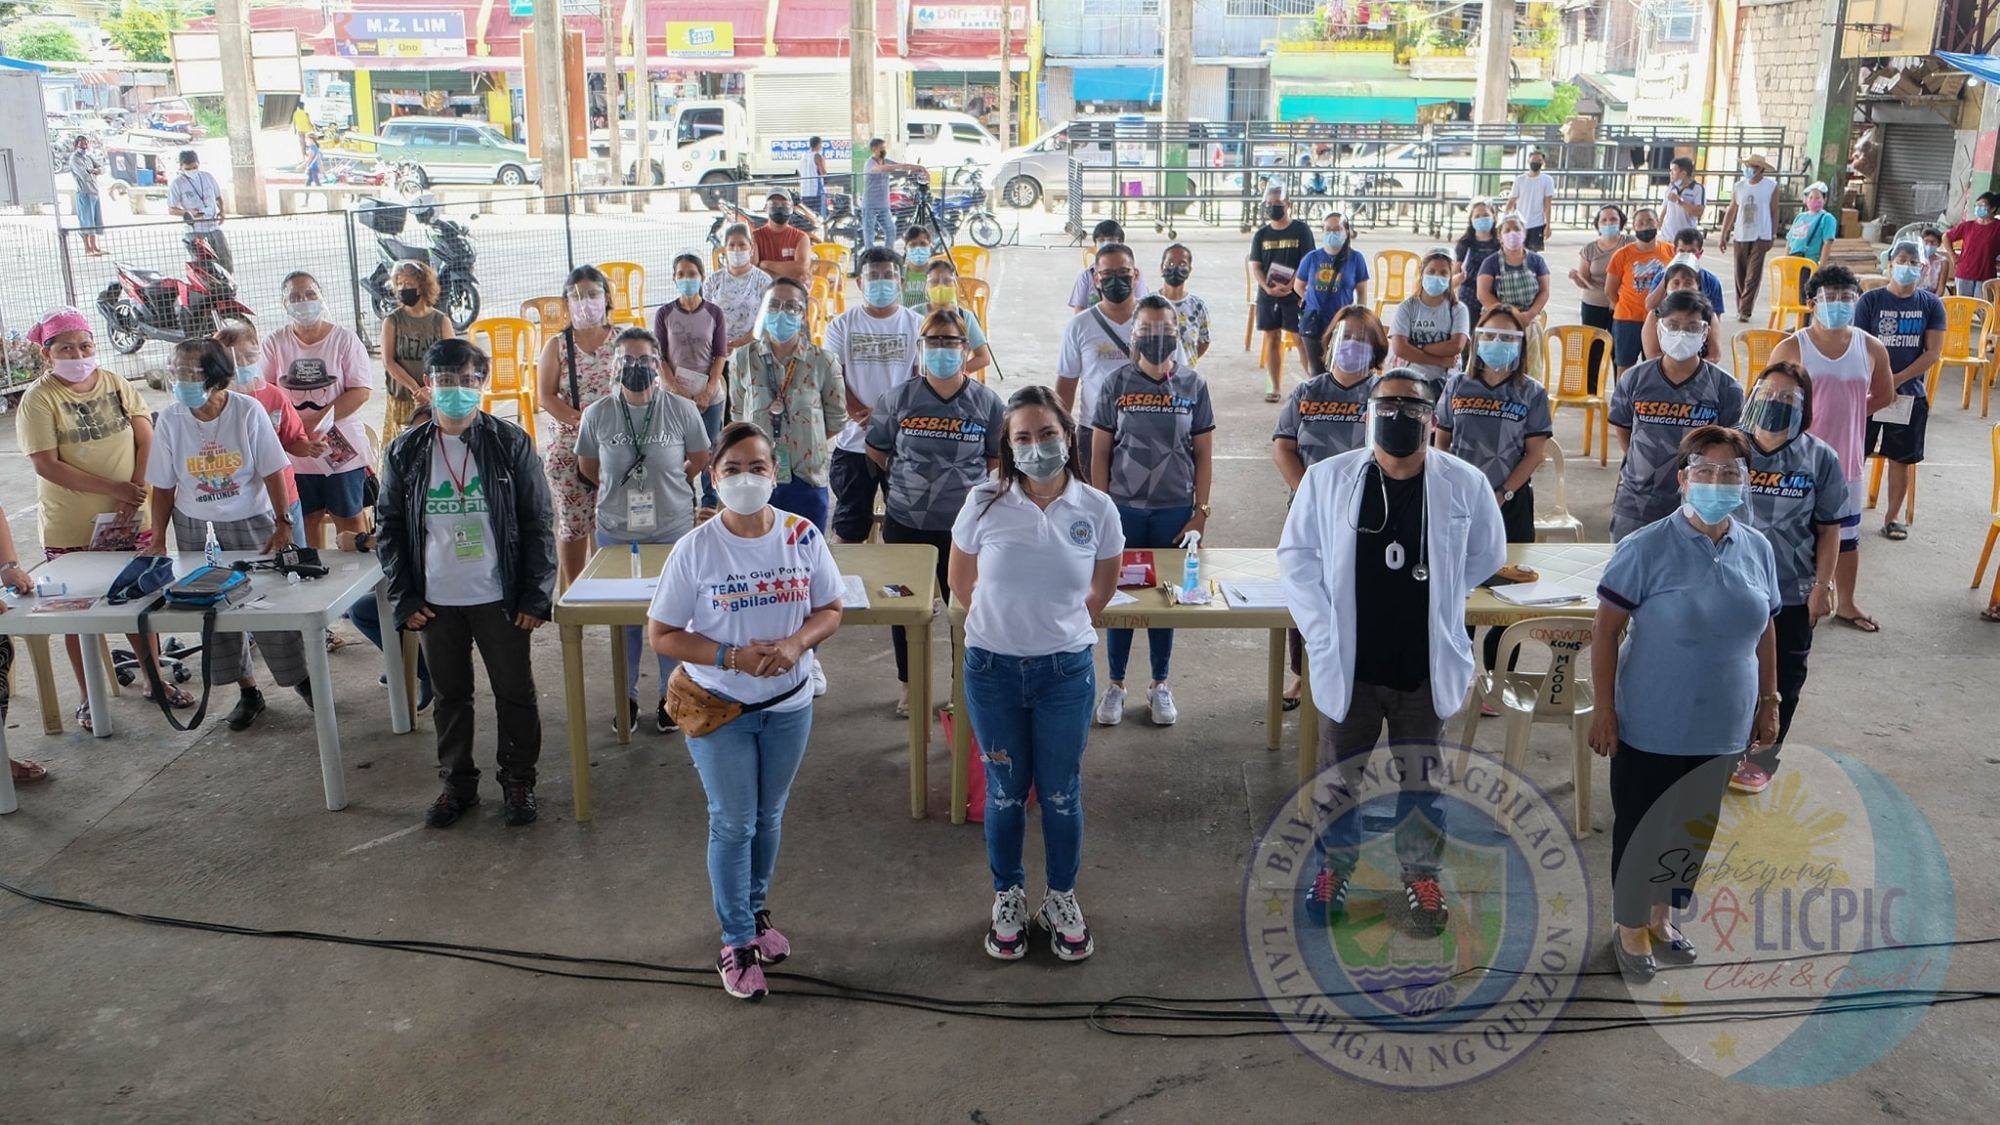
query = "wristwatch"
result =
(1502, 489, 1516, 503)
(1759, 692, 1782, 705)
(1197, 503, 1212, 516)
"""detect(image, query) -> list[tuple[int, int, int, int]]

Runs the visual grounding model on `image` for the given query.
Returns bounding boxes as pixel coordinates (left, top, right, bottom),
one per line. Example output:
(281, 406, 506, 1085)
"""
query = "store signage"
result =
(911, 5, 1028, 31)
(666, 21, 735, 57)
(336, 11, 468, 58)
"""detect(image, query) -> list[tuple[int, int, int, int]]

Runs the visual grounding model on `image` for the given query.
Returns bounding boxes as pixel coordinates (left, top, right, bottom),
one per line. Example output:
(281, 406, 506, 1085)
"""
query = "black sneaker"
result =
(611, 698, 639, 734)
(294, 680, 314, 711)
(655, 699, 678, 734)
(501, 781, 538, 827)
(1404, 873, 1448, 936)
(426, 788, 479, 828)
(225, 688, 266, 732)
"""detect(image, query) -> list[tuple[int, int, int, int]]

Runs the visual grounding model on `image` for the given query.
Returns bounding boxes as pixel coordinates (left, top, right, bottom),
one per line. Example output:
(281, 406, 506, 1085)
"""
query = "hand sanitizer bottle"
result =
(1181, 530, 1202, 594)
(204, 521, 221, 568)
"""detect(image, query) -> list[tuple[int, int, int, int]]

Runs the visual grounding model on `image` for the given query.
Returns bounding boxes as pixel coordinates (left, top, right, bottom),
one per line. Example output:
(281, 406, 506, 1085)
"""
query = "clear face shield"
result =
(1657, 316, 1710, 362)
(1742, 384, 1805, 443)
(1473, 326, 1525, 372)
(1682, 453, 1750, 522)
(756, 288, 811, 345)
(1326, 322, 1372, 375)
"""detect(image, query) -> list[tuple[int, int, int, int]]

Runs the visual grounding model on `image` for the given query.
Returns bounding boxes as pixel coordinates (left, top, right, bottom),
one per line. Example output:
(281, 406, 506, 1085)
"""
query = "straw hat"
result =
(1743, 154, 1774, 172)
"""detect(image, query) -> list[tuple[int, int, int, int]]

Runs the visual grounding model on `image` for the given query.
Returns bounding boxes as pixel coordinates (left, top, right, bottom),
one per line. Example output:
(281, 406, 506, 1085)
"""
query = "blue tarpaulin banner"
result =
(1936, 52, 2000, 85)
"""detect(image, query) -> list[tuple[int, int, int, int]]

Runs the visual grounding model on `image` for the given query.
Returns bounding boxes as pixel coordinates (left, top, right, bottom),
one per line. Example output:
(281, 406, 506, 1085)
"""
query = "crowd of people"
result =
(4, 156, 1991, 1001)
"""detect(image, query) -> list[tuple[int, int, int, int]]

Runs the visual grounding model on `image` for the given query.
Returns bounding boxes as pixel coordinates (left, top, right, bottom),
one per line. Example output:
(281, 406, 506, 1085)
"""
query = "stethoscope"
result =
(1345, 459, 1428, 582)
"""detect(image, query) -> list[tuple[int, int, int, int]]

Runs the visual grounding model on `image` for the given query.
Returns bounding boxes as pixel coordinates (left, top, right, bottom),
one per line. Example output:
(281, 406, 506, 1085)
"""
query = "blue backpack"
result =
(138, 565, 255, 730)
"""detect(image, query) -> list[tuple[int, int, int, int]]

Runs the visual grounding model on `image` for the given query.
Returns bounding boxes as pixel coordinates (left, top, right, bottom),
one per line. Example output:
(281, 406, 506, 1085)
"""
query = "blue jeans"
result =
(966, 647, 1097, 892)
(1106, 504, 1193, 683)
(698, 399, 724, 508)
(687, 702, 814, 947)
(861, 204, 895, 251)
(346, 589, 432, 696)
(596, 529, 679, 701)
(770, 478, 829, 532)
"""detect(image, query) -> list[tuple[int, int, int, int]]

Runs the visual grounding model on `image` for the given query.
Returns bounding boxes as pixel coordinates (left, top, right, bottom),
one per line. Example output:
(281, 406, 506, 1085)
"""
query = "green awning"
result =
(1270, 49, 1553, 118)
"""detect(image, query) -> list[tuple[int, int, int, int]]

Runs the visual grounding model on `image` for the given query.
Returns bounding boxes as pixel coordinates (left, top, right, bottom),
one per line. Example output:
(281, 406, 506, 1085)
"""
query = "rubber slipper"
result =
(9, 758, 49, 783)
(144, 683, 196, 709)
(1835, 612, 1881, 633)
(1882, 522, 1909, 541)
(1281, 696, 1301, 713)
(1981, 605, 2000, 623)
(1263, 392, 1280, 403)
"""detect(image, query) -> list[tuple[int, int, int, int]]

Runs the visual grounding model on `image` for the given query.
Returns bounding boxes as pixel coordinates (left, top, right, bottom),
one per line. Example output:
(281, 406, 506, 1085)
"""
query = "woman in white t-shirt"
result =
(646, 422, 844, 1002)
(262, 271, 374, 551)
(948, 385, 1123, 964)
(141, 338, 309, 732)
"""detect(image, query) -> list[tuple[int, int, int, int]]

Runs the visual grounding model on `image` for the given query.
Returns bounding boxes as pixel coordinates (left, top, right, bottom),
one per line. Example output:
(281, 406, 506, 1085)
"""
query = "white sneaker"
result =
(1148, 683, 1179, 726)
(1034, 889, 1095, 961)
(810, 661, 827, 697)
(1094, 684, 1127, 726)
(895, 682, 910, 718)
(985, 885, 1028, 961)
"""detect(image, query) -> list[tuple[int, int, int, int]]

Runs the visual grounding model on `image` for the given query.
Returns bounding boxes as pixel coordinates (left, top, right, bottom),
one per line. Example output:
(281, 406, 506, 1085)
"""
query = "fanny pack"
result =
(665, 665, 808, 738)
(137, 565, 256, 731)
(106, 555, 176, 605)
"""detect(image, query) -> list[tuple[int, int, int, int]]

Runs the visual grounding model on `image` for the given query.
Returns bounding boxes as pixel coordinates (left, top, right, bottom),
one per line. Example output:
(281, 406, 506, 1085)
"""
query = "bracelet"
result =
(727, 647, 739, 673)
(715, 643, 730, 670)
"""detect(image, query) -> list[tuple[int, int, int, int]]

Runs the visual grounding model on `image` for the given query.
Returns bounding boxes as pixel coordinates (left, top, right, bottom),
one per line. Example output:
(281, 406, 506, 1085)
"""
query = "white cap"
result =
(1805, 181, 1830, 196)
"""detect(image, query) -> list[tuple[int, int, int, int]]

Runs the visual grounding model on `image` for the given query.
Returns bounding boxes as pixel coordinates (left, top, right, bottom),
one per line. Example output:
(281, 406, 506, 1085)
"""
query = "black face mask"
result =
(769, 207, 791, 224)
(618, 362, 656, 392)
(1098, 276, 1134, 304)
(1267, 204, 1287, 221)
(1529, 162, 1544, 172)
(1135, 335, 1177, 365)
(397, 287, 421, 306)
(1160, 266, 1190, 286)
(1759, 402, 1799, 432)
(1634, 228, 1658, 243)
(1372, 412, 1427, 458)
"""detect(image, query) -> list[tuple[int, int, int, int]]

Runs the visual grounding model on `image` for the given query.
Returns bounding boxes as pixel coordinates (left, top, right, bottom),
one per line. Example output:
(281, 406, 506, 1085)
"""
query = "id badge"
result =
(774, 441, 794, 483)
(627, 487, 657, 532)
(451, 520, 487, 562)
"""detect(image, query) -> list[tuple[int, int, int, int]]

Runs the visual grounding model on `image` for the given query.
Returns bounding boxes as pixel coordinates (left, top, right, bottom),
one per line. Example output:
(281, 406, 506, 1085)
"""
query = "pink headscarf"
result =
(26, 306, 90, 347)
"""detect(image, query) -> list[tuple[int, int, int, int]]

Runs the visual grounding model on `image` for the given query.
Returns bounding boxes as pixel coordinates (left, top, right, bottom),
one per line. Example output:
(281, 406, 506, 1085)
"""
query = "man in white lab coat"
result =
(1277, 368, 1507, 935)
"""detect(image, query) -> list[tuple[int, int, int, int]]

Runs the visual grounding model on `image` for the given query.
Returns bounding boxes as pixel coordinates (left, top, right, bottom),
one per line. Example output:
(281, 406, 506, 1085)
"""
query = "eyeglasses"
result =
(766, 300, 808, 315)
(1685, 456, 1747, 483)
(1817, 290, 1861, 303)
(861, 269, 900, 282)
(1474, 328, 1524, 341)
(921, 336, 966, 348)
(168, 365, 207, 383)
(1369, 398, 1434, 421)
(427, 369, 488, 388)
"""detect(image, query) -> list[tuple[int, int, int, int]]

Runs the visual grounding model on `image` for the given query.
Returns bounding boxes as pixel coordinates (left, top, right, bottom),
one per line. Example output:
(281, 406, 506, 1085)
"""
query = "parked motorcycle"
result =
(356, 196, 480, 331)
(97, 231, 254, 355)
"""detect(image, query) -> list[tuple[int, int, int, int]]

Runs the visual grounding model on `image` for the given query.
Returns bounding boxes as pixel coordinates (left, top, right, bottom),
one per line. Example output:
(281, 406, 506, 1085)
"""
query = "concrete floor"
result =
(2, 209, 1997, 1123)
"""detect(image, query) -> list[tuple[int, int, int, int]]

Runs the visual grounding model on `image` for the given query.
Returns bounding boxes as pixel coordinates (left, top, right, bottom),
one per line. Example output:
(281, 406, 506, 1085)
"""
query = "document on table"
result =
(1489, 579, 1589, 607)
(842, 574, 871, 610)
(1106, 590, 1138, 608)
(1220, 581, 1290, 609)
(1871, 394, 1915, 426)
(564, 578, 659, 602)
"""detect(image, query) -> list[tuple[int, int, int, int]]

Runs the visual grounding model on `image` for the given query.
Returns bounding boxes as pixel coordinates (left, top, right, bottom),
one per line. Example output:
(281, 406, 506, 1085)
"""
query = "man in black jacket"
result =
(378, 338, 558, 827)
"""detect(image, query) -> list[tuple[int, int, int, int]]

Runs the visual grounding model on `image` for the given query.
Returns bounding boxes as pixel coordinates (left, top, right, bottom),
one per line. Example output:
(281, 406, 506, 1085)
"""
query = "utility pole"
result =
(1163, 0, 1192, 123)
(532, 0, 572, 196)
(851, 0, 875, 198)
(1472, 0, 1515, 124)
(603, 0, 622, 197)
(997, 0, 1012, 148)
(632, 0, 649, 212)
(214, 0, 264, 215)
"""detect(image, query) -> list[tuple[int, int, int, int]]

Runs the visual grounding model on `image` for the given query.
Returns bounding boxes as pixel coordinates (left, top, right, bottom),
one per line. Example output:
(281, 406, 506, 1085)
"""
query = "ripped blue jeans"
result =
(964, 645, 1096, 893)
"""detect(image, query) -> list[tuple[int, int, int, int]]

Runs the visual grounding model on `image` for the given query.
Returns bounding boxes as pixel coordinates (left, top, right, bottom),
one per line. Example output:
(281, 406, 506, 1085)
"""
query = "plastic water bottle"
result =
(203, 522, 221, 568)
(1181, 531, 1202, 595)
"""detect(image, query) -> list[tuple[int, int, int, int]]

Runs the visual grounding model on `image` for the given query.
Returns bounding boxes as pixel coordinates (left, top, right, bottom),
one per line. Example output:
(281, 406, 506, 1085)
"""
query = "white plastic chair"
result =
(1454, 616, 1596, 834)
(1532, 439, 1586, 543)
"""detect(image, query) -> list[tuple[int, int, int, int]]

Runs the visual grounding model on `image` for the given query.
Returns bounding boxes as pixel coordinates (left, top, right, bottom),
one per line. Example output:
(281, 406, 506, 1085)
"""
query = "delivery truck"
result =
(653, 68, 906, 207)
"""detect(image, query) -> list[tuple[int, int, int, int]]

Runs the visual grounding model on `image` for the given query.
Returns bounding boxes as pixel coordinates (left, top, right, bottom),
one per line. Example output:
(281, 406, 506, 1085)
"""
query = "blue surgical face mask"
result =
(675, 277, 702, 299)
(432, 387, 483, 420)
(1891, 264, 1923, 287)
(1686, 482, 1745, 524)
(1978, 205, 1993, 220)
(1598, 223, 1622, 238)
(1815, 300, 1856, 329)
(172, 382, 209, 410)
(764, 311, 803, 343)
(922, 347, 964, 378)
(907, 246, 932, 266)
(234, 364, 259, 387)
(1472, 216, 1494, 234)
(1421, 274, 1450, 296)
(1321, 230, 1347, 252)
(865, 279, 900, 308)
(1477, 341, 1521, 369)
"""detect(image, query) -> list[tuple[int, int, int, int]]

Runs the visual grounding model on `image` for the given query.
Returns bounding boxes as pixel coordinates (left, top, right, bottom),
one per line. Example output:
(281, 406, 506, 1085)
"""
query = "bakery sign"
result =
(911, 4, 1029, 31)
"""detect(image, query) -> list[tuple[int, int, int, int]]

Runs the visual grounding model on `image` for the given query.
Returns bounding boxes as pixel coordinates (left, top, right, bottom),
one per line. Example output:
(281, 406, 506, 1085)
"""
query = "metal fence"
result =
(1060, 121, 1806, 241)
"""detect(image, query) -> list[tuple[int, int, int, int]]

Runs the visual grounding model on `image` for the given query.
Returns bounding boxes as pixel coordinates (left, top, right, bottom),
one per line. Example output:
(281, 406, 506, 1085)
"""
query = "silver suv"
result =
(373, 116, 542, 187)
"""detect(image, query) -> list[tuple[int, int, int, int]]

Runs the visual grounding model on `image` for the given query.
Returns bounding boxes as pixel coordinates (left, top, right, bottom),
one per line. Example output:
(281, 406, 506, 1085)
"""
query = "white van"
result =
(904, 110, 999, 174)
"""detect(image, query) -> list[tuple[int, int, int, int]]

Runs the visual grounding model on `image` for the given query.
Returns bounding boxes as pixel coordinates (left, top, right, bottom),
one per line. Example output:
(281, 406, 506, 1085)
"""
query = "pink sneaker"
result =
(1730, 759, 1773, 795)
(717, 945, 767, 1001)
(752, 909, 790, 964)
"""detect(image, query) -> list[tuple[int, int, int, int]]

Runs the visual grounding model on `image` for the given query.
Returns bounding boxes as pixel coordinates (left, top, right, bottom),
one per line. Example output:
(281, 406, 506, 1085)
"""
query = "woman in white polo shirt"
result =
(949, 385, 1124, 964)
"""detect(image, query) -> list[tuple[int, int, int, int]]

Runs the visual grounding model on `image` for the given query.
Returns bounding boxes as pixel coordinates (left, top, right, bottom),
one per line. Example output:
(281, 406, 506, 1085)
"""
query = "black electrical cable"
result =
(6, 878, 1997, 1037)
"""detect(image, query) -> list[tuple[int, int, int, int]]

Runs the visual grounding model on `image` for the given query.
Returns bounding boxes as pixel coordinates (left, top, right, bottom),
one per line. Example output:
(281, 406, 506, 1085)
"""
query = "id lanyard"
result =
(615, 393, 659, 486)
(764, 352, 802, 435)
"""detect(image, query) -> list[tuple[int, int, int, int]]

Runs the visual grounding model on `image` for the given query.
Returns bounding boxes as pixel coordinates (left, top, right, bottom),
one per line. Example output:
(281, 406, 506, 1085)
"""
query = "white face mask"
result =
(716, 472, 775, 516)
(1660, 327, 1707, 361)
(286, 299, 324, 326)
(726, 249, 753, 269)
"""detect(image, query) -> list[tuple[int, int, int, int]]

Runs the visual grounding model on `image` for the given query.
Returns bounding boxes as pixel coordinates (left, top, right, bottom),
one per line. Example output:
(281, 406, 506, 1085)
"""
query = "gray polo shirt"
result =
(1090, 363, 1217, 509)
(1740, 432, 1847, 605)
(1273, 373, 1373, 468)
(575, 391, 711, 543)
(1608, 358, 1744, 527)
(866, 376, 1005, 531)
(1434, 372, 1554, 490)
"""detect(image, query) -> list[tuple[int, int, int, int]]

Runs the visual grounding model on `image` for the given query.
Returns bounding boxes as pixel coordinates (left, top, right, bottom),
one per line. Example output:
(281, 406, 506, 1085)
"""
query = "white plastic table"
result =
(0, 551, 412, 814)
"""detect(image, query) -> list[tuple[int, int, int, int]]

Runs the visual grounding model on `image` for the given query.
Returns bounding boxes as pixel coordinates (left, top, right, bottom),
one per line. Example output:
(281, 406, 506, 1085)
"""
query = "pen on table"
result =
(629, 541, 640, 579)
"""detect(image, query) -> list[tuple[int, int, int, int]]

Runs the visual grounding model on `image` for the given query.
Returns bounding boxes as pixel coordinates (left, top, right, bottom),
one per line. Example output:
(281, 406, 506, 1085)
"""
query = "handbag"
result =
(665, 665, 807, 738)
(136, 565, 255, 731)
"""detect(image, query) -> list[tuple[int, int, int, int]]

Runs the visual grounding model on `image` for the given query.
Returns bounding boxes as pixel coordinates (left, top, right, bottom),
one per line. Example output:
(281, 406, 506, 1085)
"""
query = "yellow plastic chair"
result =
(520, 295, 569, 337)
(1731, 328, 1785, 388)
(956, 276, 992, 330)
(710, 245, 724, 272)
(1971, 423, 2000, 596)
(1453, 616, 1598, 835)
(1765, 255, 1815, 331)
(1937, 296, 1991, 408)
(1865, 452, 1917, 525)
(812, 241, 849, 273)
(600, 261, 647, 328)
(809, 258, 847, 315)
(807, 273, 838, 346)
(1531, 440, 1586, 542)
(1372, 249, 1420, 317)
(469, 316, 539, 441)
(950, 244, 990, 281)
(1544, 325, 1613, 466)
